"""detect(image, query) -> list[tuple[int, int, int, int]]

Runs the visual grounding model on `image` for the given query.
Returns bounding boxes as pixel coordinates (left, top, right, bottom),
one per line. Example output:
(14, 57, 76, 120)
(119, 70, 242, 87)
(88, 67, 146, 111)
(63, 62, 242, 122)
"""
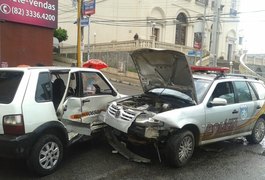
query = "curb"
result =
(109, 78, 140, 87)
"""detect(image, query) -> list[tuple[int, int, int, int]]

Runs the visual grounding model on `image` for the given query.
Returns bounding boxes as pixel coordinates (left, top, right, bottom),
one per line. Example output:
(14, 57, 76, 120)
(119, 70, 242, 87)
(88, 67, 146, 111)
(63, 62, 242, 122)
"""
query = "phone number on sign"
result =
(12, 7, 56, 22)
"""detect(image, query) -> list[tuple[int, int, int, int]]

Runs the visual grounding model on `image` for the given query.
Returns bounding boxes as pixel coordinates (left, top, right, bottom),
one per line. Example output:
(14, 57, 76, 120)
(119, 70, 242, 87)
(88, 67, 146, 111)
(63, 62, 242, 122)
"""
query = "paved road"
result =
(1, 82, 265, 179)
(111, 81, 142, 95)
(1, 136, 265, 180)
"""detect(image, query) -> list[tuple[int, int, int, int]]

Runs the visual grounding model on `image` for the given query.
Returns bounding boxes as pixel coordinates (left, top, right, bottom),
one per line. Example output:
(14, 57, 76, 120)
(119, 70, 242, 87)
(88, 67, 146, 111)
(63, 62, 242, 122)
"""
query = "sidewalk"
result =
(101, 67, 140, 87)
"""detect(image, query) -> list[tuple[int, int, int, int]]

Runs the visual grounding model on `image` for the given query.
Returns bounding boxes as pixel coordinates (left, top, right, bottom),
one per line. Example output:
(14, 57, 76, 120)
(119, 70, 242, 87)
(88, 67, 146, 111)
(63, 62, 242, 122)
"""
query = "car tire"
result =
(246, 117, 265, 144)
(27, 134, 63, 176)
(165, 130, 195, 167)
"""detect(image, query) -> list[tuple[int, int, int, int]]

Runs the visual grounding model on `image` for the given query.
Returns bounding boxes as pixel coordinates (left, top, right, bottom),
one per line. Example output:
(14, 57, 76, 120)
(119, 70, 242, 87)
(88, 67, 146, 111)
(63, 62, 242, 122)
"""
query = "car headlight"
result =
(135, 114, 164, 127)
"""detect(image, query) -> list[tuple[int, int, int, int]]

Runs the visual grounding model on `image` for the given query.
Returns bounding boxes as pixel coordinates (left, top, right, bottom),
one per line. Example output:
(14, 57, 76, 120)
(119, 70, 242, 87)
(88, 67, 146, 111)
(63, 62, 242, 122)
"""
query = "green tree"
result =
(54, 27, 68, 42)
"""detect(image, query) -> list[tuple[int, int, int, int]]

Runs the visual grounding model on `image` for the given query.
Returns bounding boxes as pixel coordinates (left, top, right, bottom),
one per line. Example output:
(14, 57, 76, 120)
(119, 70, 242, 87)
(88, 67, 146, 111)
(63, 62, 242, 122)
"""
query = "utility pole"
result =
(199, 0, 208, 66)
(76, 0, 82, 67)
(210, 0, 221, 67)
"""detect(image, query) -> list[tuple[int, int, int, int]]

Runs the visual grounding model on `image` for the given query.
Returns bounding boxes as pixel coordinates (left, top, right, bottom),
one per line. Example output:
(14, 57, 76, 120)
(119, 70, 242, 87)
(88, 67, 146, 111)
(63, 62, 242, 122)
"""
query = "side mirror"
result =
(112, 91, 117, 96)
(207, 98, 227, 107)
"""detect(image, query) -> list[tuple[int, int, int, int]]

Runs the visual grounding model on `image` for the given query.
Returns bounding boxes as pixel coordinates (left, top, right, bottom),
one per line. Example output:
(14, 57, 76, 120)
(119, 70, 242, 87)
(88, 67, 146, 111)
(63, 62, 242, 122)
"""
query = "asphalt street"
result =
(1, 129, 265, 179)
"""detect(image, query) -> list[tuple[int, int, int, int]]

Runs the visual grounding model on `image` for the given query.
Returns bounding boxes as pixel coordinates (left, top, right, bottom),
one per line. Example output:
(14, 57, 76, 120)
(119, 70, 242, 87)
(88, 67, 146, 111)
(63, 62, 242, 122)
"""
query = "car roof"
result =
(0, 66, 101, 73)
(193, 73, 262, 83)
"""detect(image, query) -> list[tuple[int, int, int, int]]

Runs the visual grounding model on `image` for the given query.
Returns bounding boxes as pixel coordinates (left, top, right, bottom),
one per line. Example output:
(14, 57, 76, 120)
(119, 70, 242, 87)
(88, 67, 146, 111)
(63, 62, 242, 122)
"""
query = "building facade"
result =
(58, 0, 240, 61)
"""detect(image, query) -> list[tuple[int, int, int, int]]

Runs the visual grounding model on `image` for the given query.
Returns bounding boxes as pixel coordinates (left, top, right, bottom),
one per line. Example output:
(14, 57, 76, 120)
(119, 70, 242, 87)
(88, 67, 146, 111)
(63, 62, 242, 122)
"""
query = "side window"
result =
(81, 72, 113, 96)
(251, 82, 265, 100)
(248, 82, 258, 101)
(234, 81, 252, 103)
(211, 82, 235, 104)
(35, 72, 52, 102)
(0, 71, 23, 104)
(66, 72, 78, 97)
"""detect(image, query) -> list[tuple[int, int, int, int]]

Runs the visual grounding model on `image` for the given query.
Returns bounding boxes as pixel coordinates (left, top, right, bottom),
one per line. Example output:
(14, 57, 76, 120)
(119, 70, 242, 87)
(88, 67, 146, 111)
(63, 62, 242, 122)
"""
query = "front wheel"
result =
(27, 134, 63, 176)
(165, 130, 195, 167)
(246, 117, 265, 144)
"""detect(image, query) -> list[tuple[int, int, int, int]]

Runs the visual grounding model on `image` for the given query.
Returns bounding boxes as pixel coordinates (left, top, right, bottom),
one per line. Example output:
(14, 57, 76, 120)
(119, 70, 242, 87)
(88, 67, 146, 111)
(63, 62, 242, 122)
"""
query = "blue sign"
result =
(187, 50, 202, 57)
(81, 18, 89, 27)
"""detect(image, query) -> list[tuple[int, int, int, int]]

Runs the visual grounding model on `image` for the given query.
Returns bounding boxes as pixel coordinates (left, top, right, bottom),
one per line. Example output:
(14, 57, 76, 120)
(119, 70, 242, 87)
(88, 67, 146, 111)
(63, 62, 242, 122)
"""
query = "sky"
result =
(240, 0, 265, 54)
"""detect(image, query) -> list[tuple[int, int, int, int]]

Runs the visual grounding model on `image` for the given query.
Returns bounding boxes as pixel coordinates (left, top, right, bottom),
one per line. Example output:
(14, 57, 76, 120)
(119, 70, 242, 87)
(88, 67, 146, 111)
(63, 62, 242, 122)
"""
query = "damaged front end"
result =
(104, 90, 194, 142)
(102, 48, 197, 163)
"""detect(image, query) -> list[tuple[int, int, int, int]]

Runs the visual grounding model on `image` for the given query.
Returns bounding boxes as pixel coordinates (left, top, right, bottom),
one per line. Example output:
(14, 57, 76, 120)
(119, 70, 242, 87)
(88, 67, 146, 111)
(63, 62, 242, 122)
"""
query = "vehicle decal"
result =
(240, 105, 248, 120)
(70, 109, 103, 120)
(203, 118, 238, 136)
(236, 103, 265, 130)
(201, 103, 265, 141)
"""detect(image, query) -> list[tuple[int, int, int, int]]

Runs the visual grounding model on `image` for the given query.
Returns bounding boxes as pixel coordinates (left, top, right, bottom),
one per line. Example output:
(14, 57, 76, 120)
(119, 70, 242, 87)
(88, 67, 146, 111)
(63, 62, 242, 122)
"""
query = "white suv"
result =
(0, 67, 122, 175)
(102, 48, 265, 167)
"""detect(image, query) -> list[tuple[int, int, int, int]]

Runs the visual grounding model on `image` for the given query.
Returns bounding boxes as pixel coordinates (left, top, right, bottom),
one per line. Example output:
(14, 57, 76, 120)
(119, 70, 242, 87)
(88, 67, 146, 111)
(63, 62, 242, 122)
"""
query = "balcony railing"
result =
(60, 39, 195, 55)
(239, 54, 265, 82)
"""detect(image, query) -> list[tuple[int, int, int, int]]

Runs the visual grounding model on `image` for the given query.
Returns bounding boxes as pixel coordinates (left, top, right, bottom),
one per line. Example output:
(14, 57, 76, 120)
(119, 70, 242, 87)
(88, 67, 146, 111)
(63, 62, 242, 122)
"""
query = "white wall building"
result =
(58, 0, 240, 61)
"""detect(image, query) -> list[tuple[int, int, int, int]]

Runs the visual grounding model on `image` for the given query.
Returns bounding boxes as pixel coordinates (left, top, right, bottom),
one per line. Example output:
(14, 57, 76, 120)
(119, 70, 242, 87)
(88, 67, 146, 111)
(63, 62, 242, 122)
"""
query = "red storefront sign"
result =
(0, 0, 58, 29)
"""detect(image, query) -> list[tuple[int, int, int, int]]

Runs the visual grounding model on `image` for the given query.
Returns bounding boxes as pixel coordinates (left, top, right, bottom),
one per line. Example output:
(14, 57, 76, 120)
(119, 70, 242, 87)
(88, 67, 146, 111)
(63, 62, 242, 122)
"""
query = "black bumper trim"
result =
(0, 133, 34, 159)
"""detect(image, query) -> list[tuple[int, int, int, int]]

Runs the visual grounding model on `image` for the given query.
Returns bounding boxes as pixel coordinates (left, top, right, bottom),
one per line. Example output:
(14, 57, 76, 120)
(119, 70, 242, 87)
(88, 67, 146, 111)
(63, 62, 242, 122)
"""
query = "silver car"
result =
(102, 48, 265, 167)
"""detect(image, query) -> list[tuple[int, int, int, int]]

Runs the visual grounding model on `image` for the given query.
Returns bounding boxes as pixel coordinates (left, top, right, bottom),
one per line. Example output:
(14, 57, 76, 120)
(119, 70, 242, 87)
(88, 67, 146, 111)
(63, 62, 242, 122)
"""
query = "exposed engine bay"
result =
(116, 93, 194, 114)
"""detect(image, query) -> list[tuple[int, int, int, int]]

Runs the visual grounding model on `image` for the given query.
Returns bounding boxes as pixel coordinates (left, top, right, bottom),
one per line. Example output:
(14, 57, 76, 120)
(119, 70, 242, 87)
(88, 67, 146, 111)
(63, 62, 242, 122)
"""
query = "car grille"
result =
(108, 104, 136, 121)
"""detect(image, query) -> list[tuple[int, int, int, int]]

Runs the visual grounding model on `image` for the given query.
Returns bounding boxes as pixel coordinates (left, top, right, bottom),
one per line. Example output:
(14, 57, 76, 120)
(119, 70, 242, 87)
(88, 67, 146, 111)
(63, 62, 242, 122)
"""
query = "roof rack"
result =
(224, 74, 259, 80)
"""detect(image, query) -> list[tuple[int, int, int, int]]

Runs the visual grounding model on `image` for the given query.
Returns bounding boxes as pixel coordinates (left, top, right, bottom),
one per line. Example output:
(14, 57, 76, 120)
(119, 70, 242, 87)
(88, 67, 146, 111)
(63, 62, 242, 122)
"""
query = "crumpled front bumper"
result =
(128, 124, 161, 139)
(100, 111, 134, 134)
(100, 111, 163, 140)
(104, 127, 151, 163)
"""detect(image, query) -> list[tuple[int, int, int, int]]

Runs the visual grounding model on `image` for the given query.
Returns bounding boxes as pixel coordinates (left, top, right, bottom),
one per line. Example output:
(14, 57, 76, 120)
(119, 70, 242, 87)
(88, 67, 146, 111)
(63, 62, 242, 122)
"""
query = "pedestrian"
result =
(134, 33, 139, 40)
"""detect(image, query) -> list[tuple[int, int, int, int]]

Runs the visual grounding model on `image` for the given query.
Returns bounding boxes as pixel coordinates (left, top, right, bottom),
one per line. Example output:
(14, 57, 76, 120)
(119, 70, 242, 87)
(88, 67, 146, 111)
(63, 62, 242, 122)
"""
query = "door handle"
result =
(232, 109, 239, 114)
(82, 99, 90, 104)
(63, 105, 67, 111)
(257, 105, 261, 109)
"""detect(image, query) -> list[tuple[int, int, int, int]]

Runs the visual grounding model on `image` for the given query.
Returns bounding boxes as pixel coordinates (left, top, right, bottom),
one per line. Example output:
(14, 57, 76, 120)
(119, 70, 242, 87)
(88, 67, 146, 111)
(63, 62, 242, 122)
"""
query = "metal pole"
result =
(87, 16, 90, 61)
(200, 0, 207, 66)
(210, 0, 221, 67)
(76, 0, 82, 67)
(215, 3, 221, 67)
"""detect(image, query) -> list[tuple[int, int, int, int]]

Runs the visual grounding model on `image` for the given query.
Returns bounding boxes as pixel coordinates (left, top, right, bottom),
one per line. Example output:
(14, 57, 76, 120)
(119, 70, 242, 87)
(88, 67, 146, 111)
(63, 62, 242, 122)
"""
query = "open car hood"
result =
(130, 48, 197, 102)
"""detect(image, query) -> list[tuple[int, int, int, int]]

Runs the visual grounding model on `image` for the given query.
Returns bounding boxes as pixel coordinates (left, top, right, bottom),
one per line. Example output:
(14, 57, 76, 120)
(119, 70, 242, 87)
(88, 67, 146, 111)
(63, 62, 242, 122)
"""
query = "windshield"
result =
(194, 78, 212, 103)
(148, 88, 193, 103)
(0, 71, 24, 104)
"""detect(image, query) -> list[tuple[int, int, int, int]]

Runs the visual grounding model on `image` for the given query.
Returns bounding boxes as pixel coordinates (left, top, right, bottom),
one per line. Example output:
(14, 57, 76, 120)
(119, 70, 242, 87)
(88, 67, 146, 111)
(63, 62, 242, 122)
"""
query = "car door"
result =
(60, 70, 119, 135)
(204, 81, 240, 141)
(233, 81, 260, 134)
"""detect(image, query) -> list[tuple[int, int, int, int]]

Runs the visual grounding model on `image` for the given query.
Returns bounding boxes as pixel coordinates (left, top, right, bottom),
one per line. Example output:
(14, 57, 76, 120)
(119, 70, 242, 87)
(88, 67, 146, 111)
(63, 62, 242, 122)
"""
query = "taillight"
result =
(3, 115, 25, 135)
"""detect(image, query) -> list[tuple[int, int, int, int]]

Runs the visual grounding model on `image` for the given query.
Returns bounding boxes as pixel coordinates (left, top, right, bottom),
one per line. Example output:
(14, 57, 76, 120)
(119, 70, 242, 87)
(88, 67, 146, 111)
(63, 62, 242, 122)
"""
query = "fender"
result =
(30, 121, 69, 147)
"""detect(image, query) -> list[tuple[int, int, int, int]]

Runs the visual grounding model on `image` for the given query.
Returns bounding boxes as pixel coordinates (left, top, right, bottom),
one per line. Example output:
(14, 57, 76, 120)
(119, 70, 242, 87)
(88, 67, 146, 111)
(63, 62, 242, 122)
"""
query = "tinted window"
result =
(248, 82, 258, 101)
(234, 81, 252, 103)
(251, 82, 265, 100)
(194, 78, 211, 103)
(0, 71, 23, 104)
(211, 82, 235, 104)
(35, 72, 52, 102)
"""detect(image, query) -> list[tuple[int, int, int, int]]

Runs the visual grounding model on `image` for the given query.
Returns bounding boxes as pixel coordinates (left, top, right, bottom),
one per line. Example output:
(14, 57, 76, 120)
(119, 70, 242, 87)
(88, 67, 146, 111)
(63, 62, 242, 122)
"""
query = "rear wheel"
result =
(246, 118, 265, 144)
(27, 134, 63, 176)
(165, 130, 195, 167)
